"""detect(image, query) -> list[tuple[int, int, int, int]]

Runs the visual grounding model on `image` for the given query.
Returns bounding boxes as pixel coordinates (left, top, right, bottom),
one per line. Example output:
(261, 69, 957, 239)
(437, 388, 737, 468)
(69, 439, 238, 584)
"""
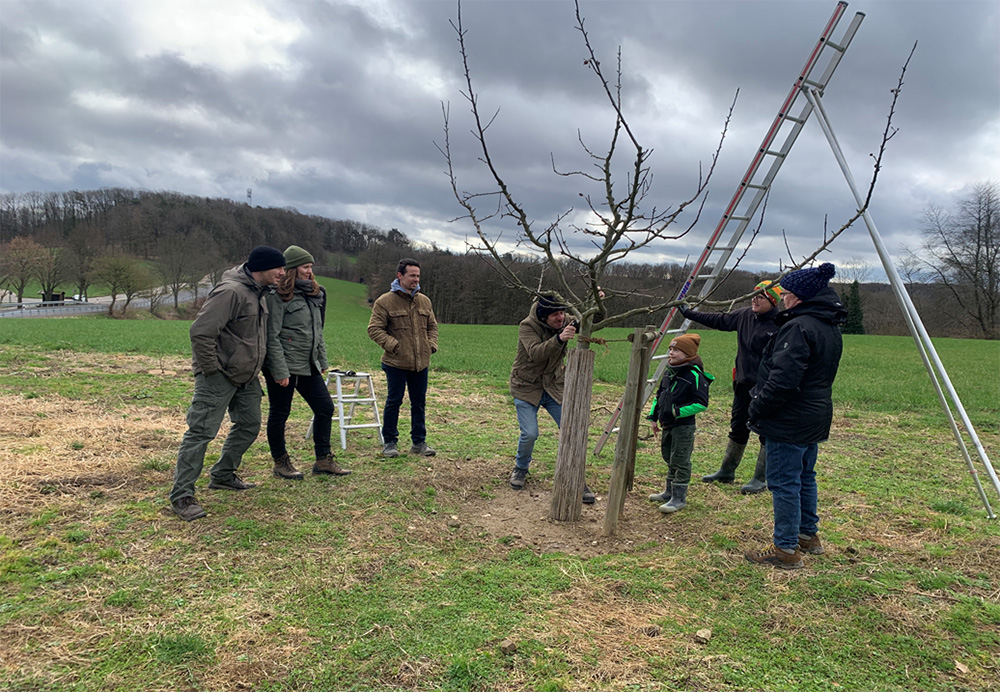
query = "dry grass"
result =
(2, 349, 999, 691)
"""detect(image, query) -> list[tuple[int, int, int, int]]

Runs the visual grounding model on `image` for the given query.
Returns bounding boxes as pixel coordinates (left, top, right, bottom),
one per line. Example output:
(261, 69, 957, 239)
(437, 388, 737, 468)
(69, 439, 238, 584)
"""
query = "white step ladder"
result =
(306, 370, 384, 450)
(594, 1, 865, 455)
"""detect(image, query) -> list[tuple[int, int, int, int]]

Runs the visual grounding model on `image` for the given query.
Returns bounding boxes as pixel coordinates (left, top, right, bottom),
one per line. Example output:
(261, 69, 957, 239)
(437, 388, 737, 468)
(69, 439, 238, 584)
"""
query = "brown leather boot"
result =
(312, 453, 351, 476)
(272, 453, 304, 480)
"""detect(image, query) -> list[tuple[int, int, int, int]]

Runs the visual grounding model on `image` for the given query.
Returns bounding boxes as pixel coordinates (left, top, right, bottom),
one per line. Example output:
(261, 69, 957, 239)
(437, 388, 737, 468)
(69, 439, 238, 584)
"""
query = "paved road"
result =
(0, 285, 208, 319)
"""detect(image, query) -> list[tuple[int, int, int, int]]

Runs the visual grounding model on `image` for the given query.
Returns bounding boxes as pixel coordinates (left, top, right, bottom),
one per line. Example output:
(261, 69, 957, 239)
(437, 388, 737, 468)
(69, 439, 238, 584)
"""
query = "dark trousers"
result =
(381, 364, 428, 445)
(730, 381, 754, 445)
(170, 372, 261, 503)
(264, 368, 334, 459)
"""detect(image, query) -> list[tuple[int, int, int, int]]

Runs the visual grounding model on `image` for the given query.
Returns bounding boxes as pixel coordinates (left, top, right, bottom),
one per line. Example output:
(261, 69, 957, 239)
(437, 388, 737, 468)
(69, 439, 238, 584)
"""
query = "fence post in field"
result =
(550, 348, 595, 522)
(603, 327, 657, 536)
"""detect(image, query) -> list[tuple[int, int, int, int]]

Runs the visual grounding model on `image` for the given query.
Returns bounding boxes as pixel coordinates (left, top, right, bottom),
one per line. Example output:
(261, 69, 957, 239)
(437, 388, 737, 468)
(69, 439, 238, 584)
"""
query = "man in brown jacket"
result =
(367, 258, 439, 458)
(508, 297, 594, 504)
(169, 245, 286, 522)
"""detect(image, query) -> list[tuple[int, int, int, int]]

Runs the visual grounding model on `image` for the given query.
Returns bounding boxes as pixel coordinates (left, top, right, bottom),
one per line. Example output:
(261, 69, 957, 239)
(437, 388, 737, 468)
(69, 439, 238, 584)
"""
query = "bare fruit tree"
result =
(440, 0, 905, 520)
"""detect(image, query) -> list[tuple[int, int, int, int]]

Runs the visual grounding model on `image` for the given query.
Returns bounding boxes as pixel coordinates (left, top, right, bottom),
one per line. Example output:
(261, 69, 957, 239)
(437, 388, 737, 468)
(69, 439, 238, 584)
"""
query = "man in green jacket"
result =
(508, 297, 595, 504)
(169, 246, 286, 522)
(367, 258, 439, 458)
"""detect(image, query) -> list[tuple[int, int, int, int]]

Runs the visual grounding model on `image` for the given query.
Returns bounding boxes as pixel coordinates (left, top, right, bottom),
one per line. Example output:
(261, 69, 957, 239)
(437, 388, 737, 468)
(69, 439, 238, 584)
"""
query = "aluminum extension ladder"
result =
(306, 370, 384, 450)
(594, 1, 864, 455)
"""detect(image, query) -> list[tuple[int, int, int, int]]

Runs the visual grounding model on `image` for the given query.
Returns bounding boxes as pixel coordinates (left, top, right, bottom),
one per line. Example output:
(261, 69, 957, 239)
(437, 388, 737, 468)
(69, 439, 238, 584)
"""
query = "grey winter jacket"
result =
(189, 265, 270, 385)
(264, 283, 328, 380)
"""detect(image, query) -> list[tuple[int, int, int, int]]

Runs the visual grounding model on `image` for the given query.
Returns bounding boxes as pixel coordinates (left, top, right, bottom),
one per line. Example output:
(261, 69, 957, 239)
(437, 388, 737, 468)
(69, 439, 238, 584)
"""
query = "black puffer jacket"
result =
(748, 286, 847, 443)
(679, 305, 779, 384)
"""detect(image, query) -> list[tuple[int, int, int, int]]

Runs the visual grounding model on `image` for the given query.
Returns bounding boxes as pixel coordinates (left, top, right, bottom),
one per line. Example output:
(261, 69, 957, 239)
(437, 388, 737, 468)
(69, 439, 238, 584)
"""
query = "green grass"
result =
(1, 277, 999, 691)
(2, 277, 997, 427)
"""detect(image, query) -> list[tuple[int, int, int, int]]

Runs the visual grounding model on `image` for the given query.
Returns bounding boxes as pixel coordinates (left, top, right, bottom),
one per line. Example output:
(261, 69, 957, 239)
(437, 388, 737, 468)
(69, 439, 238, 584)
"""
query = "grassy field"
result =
(1, 278, 998, 691)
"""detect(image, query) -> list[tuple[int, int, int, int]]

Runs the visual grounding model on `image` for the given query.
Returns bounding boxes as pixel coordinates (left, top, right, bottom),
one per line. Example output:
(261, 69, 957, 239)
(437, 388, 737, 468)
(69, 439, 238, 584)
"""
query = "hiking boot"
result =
(740, 446, 767, 494)
(798, 533, 825, 555)
(272, 453, 304, 480)
(509, 467, 528, 490)
(658, 483, 688, 514)
(410, 442, 437, 457)
(702, 440, 745, 483)
(745, 543, 804, 570)
(171, 496, 207, 522)
(582, 484, 596, 505)
(382, 442, 400, 458)
(648, 476, 672, 503)
(208, 474, 256, 491)
(313, 453, 351, 476)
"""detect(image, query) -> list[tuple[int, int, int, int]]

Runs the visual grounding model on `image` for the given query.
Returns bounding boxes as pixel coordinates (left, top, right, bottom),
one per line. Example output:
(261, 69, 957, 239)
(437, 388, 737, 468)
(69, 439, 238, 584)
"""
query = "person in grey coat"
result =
(169, 245, 285, 522)
(263, 245, 350, 480)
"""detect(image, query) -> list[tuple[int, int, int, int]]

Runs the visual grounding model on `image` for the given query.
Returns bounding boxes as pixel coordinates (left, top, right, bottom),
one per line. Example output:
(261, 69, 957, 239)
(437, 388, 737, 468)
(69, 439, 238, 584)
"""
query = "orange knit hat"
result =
(669, 333, 701, 359)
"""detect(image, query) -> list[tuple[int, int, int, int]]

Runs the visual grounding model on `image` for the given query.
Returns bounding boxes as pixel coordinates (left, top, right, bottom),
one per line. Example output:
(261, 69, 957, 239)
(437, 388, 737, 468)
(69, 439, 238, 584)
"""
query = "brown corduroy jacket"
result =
(367, 288, 438, 371)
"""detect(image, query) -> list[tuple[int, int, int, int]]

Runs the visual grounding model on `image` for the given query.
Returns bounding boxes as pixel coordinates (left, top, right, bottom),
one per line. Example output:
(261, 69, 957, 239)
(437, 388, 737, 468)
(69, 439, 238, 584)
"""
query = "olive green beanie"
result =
(283, 245, 315, 270)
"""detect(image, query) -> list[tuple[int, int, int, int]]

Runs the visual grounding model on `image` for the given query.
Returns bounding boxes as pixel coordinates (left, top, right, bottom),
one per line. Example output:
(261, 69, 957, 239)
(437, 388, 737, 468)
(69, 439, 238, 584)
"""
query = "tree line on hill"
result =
(1, 186, 995, 338)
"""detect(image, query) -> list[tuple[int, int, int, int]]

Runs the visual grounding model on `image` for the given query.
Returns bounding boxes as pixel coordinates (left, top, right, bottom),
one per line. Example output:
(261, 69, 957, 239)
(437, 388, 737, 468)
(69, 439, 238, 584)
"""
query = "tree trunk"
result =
(549, 348, 595, 521)
(602, 327, 656, 536)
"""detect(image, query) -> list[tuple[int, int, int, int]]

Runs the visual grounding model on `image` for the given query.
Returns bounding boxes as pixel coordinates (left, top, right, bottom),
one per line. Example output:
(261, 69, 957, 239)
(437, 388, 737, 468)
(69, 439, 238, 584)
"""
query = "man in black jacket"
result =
(679, 280, 781, 493)
(745, 263, 845, 569)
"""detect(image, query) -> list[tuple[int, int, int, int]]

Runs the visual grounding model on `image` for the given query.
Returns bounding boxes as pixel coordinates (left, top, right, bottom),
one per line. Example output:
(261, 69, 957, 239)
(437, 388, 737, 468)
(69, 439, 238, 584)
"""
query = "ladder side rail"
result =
(594, 3, 854, 455)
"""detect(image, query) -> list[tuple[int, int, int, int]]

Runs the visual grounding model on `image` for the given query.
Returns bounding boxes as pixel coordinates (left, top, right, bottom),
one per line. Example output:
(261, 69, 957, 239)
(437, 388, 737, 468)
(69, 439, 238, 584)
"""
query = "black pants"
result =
(730, 380, 753, 445)
(381, 364, 427, 446)
(264, 368, 334, 459)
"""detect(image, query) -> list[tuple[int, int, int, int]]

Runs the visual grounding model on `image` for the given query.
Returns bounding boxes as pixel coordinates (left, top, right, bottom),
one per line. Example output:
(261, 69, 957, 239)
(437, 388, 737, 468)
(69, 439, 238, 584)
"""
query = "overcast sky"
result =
(2, 0, 998, 278)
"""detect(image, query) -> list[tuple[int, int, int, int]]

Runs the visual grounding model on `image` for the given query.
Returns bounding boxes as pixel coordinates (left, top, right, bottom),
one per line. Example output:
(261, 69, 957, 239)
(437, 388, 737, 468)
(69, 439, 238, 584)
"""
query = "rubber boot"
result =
(648, 475, 673, 503)
(659, 483, 688, 514)
(701, 440, 745, 483)
(740, 446, 767, 495)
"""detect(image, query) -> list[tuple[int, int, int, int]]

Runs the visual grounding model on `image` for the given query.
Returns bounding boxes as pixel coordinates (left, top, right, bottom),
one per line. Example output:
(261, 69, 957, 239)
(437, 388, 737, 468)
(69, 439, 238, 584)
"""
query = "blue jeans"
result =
(382, 364, 428, 445)
(514, 393, 562, 470)
(765, 439, 819, 549)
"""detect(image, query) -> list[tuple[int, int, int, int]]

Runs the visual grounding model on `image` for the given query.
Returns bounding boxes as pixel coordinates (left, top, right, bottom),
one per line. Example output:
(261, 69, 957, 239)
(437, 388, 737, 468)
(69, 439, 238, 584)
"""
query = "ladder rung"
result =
(725, 215, 751, 222)
(651, 354, 670, 361)
(803, 78, 824, 89)
(745, 183, 768, 190)
(339, 397, 376, 404)
(696, 273, 720, 280)
(711, 245, 737, 252)
(342, 423, 380, 430)
(763, 149, 786, 158)
(782, 114, 806, 125)
(825, 39, 846, 52)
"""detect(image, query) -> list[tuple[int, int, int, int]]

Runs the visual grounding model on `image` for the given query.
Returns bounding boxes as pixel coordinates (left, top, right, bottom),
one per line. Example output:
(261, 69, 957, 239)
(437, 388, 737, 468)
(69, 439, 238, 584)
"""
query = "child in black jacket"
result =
(647, 333, 714, 513)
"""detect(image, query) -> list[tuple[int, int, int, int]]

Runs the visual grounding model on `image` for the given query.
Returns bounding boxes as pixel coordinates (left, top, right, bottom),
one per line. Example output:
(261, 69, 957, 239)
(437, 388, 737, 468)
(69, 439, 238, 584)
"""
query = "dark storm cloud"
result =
(1, 0, 996, 277)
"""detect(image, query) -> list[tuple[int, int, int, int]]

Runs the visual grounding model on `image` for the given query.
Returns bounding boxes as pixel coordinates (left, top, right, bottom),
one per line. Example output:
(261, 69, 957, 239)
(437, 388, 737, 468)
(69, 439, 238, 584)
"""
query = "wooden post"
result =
(549, 348, 595, 522)
(602, 327, 657, 537)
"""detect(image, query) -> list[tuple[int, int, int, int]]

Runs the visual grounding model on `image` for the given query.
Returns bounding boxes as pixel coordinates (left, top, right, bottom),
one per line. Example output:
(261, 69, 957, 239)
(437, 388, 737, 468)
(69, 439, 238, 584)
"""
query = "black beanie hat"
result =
(780, 262, 836, 301)
(535, 296, 566, 322)
(246, 245, 286, 272)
